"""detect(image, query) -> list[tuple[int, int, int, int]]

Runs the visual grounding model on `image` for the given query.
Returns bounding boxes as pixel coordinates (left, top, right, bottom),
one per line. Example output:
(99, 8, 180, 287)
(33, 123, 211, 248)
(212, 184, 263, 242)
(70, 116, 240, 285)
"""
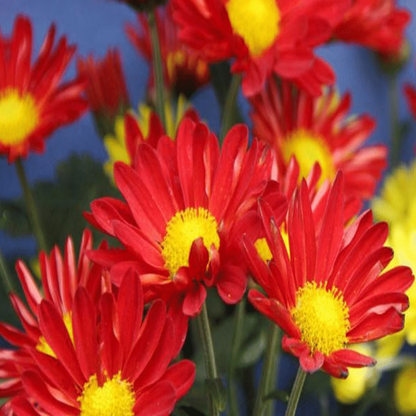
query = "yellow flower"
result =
(395, 364, 416, 415)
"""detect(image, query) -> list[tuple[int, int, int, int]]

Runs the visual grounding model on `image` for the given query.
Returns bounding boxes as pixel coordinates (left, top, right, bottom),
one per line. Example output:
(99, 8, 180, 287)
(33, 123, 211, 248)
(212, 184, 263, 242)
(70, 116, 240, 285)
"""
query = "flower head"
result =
(126, 5, 210, 98)
(0, 230, 102, 403)
(77, 49, 130, 136)
(245, 174, 413, 377)
(87, 117, 272, 319)
(251, 79, 387, 201)
(334, 0, 411, 55)
(172, 0, 349, 96)
(5, 267, 195, 415)
(0, 15, 88, 162)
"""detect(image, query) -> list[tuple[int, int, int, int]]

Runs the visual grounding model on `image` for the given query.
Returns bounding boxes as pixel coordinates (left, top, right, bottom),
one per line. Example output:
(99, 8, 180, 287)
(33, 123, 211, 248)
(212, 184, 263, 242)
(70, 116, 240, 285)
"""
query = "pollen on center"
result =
(282, 129, 336, 185)
(0, 88, 39, 147)
(161, 207, 220, 277)
(291, 281, 350, 356)
(225, 0, 281, 57)
(78, 373, 135, 416)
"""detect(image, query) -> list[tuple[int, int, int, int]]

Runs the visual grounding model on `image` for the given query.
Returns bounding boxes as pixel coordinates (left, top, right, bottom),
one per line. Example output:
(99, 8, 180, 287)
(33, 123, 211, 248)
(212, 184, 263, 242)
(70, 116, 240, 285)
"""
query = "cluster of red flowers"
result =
(0, 1, 415, 415)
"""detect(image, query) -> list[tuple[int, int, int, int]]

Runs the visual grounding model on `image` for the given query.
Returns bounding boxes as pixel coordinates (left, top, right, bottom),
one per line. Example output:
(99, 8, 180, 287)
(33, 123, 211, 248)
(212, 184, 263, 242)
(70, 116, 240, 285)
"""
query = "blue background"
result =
(1, 0, 416, 258)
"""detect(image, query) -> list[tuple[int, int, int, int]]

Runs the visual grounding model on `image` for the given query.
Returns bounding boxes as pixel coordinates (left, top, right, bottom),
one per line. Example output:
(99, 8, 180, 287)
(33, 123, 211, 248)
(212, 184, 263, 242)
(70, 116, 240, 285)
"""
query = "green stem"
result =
(389, 74, 401, 169)
(197, 303, 220, 416)
(284, 366, 307, 416)
(220, 74, 242, 142)
(253, 324, 280, 416)
(0, 248, 15, 294)
(15, 158, 48, 252)
(228, 298, 246, 416)
(147, 9, 167, 131)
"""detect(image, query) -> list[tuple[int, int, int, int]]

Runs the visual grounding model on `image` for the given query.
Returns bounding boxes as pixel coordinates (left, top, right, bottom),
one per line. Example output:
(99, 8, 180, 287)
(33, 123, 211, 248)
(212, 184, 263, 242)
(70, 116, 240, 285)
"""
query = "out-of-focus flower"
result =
(77, 49, 130, 136)
(404, 83, 416, 120)
(394, 364, 416, 415)
(372, 160, 416, 346)
(6, 267, 195, 415)
(172, 0, 350, 97)
(126, 5, 210, 98)
(87, 118, 273, 323)
(103, 97, 199, 181)
(251, 79, 387, 201)
(0, 15, 88, 162)
(334, 0, 411, 55)
(245, 173, 413, 377)
(0, 230, 103, 406)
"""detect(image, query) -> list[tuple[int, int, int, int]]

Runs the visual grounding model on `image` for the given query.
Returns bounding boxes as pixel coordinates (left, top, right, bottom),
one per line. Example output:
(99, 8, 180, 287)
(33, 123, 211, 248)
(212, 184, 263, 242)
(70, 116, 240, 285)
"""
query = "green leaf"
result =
(205, 378, 227, 412)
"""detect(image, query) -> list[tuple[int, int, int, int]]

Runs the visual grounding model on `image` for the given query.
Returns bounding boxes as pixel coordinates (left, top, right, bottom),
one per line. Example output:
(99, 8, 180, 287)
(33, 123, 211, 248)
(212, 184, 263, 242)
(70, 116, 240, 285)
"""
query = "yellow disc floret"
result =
(282, 129, 335, 185)
(78, 372, 135, 416)
(291, 281, 350, 356)
(0, 88, 39, 146)
(226, 0, 281, 57)
(161, 207, 220, 277)
(36, 312, 74, 358)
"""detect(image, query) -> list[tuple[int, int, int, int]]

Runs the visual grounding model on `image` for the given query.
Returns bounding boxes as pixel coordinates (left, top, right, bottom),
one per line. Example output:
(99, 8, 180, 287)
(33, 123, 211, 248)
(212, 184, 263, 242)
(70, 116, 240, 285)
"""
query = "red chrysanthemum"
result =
(244, 174, 413, 377)
(334, 0, 411, 55)
(7, 267, 195, 415)
(86, 117, 272, 320)
(0, 15, 88, 162)
(0, 230, 103, 408)
(77, 49, 130, 130)
(250, 79, 387, 201)
(171, 0, 349, 96)
(126, 5, 210, 98)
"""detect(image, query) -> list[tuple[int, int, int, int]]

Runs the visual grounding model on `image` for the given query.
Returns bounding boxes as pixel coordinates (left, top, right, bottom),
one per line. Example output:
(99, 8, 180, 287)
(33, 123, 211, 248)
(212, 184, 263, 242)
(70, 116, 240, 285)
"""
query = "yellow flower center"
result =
(282, 129, 335, 185)
(36, 313, 73, 358)
(78, 373, 135, 416)
(161, 207, 220, 277)
(225, 0, 281, 57)
(291, 281, 350, 356)
(0, 88, 39, 146)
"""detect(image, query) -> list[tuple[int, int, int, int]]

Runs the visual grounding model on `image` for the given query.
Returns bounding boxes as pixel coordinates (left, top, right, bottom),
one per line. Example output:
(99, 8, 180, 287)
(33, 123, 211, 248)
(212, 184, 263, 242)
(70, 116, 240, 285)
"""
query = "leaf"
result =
(205, 378, 227, 412)
(263, 389, 289, 404)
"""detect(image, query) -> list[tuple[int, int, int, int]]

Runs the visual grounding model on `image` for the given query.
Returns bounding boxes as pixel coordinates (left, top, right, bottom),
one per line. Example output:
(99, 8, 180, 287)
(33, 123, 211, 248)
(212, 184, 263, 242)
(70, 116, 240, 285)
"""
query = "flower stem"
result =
(389, 74, 401, 169)
(220, 74, 242, 142)
(228, 298, 246, 416)
(15, 158, 48, 253)
(147, 8, 167, 131)
(253, 323, 280, 416)
(285, 366, 307, 416)
(197, 302, 221, 416)
(0, 247, 15, 294)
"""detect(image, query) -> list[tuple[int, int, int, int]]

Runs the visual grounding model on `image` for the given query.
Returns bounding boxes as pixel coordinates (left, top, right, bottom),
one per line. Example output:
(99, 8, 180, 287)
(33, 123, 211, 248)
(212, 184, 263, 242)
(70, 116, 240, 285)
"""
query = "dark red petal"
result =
(331, 349, 376, 368)
(183, 283, 207, 317)
(134, 380, 176, 416)
(161, 360, 196, 400)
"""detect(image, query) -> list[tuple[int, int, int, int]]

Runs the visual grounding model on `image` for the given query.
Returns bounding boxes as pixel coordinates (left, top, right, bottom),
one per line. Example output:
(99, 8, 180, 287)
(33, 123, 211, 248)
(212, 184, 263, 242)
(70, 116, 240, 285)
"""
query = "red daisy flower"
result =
(0, 230, 103, 407)
(250, 79, 387, 201)
(333, 0, 411, 55)
(8, 267, 195, 415)
(87, 117, 272, 319)
(126, 5, 210, 98)
(0, 15, 88, 162)
(244, 173, 413, 377)
(77, 49, 130, 132)
(171, 0, 349, 96)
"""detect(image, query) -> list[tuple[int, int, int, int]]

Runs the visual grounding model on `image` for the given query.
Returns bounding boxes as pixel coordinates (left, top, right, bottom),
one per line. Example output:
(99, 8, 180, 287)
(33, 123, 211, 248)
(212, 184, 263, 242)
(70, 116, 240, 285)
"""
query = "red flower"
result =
(0, 15, 88, 162)
(334, 0, 411, 55)
(245, 174, 413, 377)
(0, 230, 103, 407)
(404, 83, 416, 120)
(172, 0, 349, 96)
(8, 268, 195, 415)
(77, 49, 130, 129)
(250, 79, 387, 201)
(87, 117, 272, 319)
(126, 5, 210, 98)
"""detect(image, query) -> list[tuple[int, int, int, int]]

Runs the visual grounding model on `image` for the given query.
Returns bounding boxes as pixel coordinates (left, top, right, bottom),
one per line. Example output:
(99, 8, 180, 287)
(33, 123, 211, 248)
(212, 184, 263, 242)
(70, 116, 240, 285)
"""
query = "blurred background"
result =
(1, 0, 416, 259)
